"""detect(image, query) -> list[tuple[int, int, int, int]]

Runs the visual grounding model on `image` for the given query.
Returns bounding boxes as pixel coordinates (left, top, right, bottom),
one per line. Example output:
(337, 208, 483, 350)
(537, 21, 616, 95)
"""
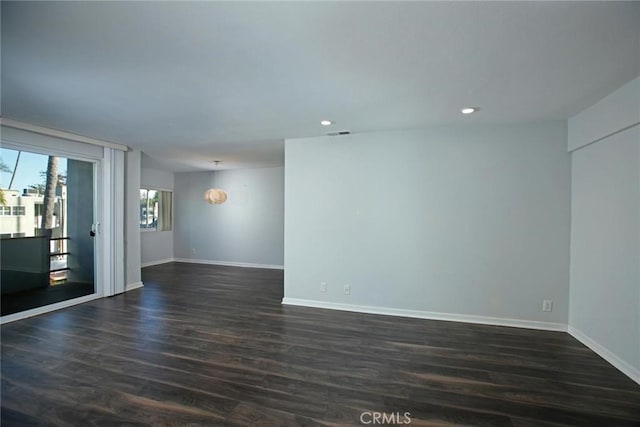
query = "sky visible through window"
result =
(0, 148, 68, 192)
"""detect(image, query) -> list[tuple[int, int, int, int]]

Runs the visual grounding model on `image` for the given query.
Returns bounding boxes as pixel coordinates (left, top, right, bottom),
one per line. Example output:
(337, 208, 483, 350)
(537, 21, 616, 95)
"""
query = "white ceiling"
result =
(2, 1, 639, 171)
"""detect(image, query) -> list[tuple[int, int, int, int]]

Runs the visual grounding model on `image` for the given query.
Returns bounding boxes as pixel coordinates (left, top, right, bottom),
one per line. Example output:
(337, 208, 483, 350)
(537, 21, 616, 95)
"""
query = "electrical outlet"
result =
(320, 282, 327, 293)
(191, 248, 196, 255)
(343, 284, 351, 295)
(542, 299, 553, 312)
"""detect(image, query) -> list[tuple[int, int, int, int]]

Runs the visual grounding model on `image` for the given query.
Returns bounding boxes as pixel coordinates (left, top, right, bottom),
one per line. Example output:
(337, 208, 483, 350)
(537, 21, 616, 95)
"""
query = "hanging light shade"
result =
(204, 188, 228, 205)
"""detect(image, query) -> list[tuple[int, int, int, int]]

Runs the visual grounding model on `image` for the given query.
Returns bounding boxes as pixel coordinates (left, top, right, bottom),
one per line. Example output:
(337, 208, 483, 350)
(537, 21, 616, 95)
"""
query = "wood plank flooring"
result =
(1, 282, 94, 316)
(2, 262, 639, 426)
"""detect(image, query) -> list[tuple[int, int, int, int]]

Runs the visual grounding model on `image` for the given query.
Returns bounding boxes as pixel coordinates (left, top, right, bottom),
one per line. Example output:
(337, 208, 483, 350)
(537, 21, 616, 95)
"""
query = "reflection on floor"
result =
(2, 263, 639, 425)
(1, 282, 94, 316)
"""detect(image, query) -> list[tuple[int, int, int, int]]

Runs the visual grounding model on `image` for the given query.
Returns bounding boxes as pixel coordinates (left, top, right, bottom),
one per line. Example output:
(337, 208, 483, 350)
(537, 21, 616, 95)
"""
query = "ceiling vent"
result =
(327, 130, 351, 136)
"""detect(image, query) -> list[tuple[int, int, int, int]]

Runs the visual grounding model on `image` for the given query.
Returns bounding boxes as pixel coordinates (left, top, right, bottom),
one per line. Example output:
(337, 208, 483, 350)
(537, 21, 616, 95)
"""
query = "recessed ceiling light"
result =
(320, 120, 333, 126)
(461, 107, 477, 115)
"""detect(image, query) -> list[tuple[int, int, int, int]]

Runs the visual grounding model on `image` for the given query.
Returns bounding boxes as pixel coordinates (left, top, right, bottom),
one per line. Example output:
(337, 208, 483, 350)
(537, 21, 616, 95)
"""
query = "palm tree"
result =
(40, 156, 58, 231)
(8, 151, 21, 190)
(39, 170, 66, 188)
(0, 159, 13, 206)
(0, 159, 11, 174)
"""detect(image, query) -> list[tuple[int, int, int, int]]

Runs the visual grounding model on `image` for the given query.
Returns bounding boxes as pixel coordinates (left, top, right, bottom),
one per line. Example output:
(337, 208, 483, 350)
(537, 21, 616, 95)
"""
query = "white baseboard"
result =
(568, 326, 640, 385)
(141, 258, 175, 268)
(174, 258, 284, 270)
(281, 298, 567, 332)
(126, 281, 144, 291)
(1, 293, 102, 325)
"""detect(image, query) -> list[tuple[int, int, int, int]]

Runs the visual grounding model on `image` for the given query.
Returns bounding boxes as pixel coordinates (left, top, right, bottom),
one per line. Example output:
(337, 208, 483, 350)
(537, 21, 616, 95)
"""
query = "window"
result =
(140, 188, 172, 231)
(12, 206, 25, 216)
(0, 206, 11, 215)
(139, 189, 157, 229)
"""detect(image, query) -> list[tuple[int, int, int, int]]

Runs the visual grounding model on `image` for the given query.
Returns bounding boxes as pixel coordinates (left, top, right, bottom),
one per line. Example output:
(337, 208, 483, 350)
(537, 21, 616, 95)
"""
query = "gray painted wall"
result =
(141, 167, 175, 190)
(568, 77, 640, 152)
(140, 167, 175, 266)
(125, 150, 142, 286)
(568, 77, 640, 381)
(284, 123, 571, 324)
(174, 167, 284, 267)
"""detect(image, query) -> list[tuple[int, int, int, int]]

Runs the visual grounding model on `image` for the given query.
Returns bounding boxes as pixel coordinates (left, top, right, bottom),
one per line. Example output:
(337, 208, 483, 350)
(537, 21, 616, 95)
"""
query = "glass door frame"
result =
(0, 128, 125, 323)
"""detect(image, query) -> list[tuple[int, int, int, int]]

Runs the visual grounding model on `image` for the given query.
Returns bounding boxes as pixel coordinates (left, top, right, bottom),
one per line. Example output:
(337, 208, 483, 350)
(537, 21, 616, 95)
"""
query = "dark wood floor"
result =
(1, 282, 94, 316)
(1, 263, 639, 426)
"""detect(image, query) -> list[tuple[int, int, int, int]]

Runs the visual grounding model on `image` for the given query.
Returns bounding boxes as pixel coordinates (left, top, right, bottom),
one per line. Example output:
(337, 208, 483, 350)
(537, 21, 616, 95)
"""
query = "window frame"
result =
(139, 187, 172, 233)
(11, 206, 26, 216)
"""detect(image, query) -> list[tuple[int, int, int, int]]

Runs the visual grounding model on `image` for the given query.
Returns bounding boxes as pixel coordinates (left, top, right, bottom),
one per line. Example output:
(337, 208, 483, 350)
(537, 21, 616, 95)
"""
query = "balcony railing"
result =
(49, 237, 69, 282)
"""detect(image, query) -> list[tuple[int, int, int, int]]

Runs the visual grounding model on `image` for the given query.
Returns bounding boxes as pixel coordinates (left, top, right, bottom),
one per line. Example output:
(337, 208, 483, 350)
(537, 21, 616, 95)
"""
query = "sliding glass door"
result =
(0, 148, 97, 316)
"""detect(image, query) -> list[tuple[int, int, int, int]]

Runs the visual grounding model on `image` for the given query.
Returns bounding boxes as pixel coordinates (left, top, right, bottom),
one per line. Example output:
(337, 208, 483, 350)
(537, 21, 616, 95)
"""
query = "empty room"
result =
(1, 1, 639, 426)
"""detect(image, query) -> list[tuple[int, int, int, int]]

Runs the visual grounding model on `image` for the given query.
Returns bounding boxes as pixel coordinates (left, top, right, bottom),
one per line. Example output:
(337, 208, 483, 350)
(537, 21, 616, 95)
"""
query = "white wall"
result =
(284, 122, 571, 329)
(124, 150, 141, 288)
(140, 167, 175, 266)
(174, 167, 284, 268)
(568, 78, 640, 152)
(568, 76, 640, 384)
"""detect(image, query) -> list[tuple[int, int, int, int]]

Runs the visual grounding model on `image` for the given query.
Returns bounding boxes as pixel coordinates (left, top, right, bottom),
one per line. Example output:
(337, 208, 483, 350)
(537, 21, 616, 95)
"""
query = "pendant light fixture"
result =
(204, 161, 228, 205)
